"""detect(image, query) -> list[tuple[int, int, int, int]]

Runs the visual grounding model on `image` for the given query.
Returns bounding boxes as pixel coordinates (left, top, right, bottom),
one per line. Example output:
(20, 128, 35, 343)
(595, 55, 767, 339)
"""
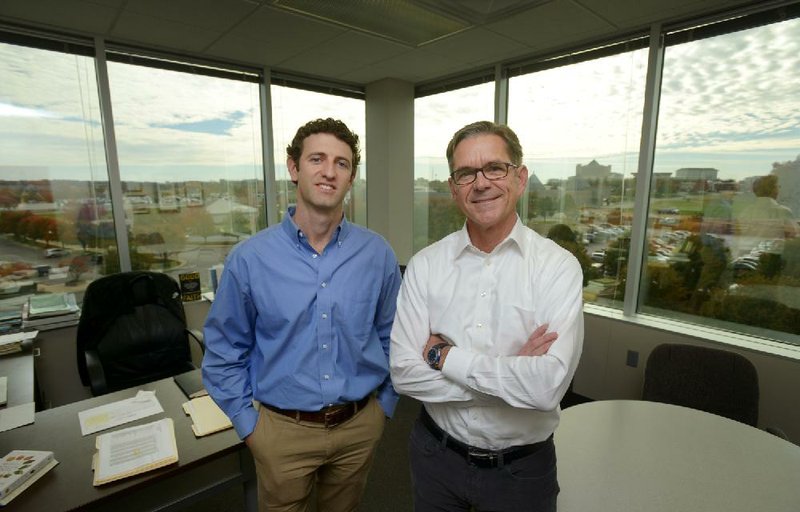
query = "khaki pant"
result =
(248, 397, 385, 512)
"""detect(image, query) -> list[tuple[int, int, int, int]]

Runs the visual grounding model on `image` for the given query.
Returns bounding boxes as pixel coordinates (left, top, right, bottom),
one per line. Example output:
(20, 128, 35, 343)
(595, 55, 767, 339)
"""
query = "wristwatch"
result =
(426, 343, 450, 370)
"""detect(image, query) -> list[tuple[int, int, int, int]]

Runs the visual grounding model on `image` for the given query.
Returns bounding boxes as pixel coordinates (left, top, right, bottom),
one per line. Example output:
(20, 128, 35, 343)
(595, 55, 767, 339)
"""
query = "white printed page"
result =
(93, 417, 178, 486)
(78, 390, 164, 436)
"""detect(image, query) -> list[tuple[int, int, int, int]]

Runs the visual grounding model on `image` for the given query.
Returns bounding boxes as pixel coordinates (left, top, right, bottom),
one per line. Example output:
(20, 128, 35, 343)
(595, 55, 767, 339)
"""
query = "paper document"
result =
(92, 417, 178, 486)
(182, 395, 232, 437)
(0, 331, 38, 347)
(78, 390, 164, 436)
(0, 402, 35, 433)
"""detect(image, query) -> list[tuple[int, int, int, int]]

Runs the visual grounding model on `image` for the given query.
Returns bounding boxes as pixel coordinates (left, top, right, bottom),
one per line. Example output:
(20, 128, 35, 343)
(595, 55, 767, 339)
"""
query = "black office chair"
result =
(77, 271, 202, 396)
(642, 343, 787, 438)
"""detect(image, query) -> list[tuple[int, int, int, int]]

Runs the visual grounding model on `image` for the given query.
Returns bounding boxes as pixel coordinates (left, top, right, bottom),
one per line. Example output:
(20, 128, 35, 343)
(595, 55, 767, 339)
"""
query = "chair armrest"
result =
(186, 329, 204, 353)
(85, 349, 108, 396)
(765, 426, 789, 441)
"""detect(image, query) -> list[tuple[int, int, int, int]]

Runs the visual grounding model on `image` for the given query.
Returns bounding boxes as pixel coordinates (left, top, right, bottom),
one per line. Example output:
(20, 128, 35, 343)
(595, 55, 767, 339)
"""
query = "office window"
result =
(271, 84, 366, 226)
(508, 48, 648, 308)
(414, 82, 494, 251)
(0, 41, 113, 311)
(641, 17, 800, 340)
(107, 59, 263, 290)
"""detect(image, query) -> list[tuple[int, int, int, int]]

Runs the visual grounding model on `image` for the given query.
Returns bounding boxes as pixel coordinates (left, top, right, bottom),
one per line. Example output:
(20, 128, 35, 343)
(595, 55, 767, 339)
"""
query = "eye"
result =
(486, 162, 506, 173)
(337, 160, 351, 170)
(309, 155, 322, 164)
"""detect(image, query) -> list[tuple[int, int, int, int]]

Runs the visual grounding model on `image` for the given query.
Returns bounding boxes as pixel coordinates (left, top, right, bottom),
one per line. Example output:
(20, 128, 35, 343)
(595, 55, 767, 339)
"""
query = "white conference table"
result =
(555, 400, 800, 512)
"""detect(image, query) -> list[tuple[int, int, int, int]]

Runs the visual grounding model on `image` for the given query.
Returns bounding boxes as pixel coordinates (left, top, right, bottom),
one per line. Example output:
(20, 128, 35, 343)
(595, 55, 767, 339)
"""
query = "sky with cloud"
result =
(0, 17, 798, 186)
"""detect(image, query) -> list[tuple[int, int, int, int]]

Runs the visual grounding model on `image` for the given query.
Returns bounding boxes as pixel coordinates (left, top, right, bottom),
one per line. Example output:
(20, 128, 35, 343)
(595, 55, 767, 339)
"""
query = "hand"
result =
(517, 323, 558, 356)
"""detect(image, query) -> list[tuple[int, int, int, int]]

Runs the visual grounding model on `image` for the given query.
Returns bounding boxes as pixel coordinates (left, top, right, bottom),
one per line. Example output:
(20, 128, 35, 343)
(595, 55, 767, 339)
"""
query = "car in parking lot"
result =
(44, 248, 70, 258)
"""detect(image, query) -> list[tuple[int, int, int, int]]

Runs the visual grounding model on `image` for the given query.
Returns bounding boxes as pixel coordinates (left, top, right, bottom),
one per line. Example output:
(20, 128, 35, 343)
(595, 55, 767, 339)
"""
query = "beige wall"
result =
(575, 312, 800, 444)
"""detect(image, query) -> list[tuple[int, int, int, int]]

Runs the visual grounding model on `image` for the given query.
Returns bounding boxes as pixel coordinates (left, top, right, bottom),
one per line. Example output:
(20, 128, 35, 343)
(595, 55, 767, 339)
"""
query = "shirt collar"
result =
(281, 205, 350, 245)
(454, 216, 526, 259)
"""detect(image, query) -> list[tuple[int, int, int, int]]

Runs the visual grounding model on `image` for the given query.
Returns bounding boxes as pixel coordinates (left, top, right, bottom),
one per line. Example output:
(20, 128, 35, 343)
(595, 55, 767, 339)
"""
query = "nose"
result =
(320, 161, 336, 178)
(472, 169, 492, 188)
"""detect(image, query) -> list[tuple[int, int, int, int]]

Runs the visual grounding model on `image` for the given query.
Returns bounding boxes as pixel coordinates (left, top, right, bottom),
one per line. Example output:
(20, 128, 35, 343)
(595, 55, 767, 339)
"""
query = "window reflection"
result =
(508, 49, 648, 308)
(107, 61, 263, 290)
(414, 82, 494, 251)
(0, 42, 112, 312)
(642, 18, 800, 338)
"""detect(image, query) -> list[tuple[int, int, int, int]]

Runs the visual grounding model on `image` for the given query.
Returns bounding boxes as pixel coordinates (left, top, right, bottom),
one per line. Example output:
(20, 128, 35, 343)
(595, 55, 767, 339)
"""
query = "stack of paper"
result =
(0, 331, 38, 357)
(22, 293, 80, 330)
(0, 310, 22, 335)
(92, 418, 178, 486)
(182, 396, 232, 437)
(0, 450, 59, 506)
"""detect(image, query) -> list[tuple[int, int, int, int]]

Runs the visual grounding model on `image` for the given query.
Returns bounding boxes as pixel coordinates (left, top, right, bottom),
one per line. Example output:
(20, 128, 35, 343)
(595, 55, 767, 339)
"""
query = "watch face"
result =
(426, 347, 437, 365)
(426, 347, 438, 367)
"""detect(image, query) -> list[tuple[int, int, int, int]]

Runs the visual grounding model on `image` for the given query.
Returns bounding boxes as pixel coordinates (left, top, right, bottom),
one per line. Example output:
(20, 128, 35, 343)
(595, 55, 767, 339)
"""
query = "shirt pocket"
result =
(495, 303, 538, 355)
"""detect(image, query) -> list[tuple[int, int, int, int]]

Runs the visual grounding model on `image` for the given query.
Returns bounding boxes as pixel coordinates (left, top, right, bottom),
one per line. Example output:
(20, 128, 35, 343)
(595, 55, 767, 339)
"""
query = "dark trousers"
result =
(408, 417, 559, 512)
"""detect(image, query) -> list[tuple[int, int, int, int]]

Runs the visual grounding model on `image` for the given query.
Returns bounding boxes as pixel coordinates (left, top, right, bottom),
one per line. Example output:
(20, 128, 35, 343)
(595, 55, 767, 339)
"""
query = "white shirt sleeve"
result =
(441, 253, 584, 411)
(390, 255, 490, 405)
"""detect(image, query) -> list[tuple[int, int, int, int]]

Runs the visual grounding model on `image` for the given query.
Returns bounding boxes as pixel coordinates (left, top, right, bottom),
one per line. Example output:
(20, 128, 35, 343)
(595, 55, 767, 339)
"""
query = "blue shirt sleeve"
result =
(202, 262, 259, 439)
(375, 254, 403, 418)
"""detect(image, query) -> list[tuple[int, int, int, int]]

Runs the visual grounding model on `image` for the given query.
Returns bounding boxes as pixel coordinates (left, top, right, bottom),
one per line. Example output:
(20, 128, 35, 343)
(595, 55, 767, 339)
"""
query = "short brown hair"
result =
(286, 118, 361, 175)
(445, 121, 523, 171)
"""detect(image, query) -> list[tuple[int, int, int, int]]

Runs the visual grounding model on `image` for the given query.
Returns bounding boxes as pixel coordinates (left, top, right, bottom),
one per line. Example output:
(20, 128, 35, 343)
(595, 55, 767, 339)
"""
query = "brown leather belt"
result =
(264, 396, 371, 428)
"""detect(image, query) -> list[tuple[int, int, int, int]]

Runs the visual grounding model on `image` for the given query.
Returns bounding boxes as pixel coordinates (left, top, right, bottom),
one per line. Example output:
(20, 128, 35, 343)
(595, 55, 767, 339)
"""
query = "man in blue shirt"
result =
(203, 118, 402, 512)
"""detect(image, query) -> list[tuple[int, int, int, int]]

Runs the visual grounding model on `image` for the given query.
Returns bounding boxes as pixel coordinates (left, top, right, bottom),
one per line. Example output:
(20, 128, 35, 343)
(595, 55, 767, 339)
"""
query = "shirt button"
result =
(485, 260, 491, 267)
(324, 374, 330, 380)
(338, 242, 342, 247)
(312, 254, 318, 259)
(322, 344, 328, 349)
(477, 323, 483, 328)
(321, 282, 327, 288)
(480, 291, 486, 297)
(322, 313, 328, 319)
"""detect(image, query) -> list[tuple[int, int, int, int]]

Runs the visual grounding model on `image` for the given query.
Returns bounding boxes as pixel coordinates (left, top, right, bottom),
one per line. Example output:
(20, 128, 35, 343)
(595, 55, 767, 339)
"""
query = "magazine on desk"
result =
(0, 450, 59, 506)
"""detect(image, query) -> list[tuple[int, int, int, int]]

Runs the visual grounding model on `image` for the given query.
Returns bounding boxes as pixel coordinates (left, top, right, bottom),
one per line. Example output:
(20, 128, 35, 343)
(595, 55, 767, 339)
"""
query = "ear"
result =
(516, 165, 529, 190)
(448, 177, 458, 199)
(287, 157, 299, 185)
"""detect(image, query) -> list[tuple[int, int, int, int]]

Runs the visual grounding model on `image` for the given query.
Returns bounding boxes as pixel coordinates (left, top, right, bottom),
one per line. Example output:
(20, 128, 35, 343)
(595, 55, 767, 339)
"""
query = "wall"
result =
(574, 311, 800, 444)
(365, 78, 415, 264)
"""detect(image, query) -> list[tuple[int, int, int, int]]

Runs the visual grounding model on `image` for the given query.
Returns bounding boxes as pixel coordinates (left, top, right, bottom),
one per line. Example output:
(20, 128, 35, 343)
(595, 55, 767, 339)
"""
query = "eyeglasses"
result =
(450, 162, 518, 186)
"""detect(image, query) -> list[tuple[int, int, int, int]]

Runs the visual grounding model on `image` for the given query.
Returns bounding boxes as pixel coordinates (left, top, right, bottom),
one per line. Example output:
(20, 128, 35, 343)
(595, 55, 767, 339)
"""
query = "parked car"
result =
(44, 248, 70, 258)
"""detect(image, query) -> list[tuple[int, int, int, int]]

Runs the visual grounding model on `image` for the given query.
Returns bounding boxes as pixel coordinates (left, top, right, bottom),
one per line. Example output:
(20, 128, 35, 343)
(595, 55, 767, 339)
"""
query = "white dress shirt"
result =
(390, 217, 584, 450)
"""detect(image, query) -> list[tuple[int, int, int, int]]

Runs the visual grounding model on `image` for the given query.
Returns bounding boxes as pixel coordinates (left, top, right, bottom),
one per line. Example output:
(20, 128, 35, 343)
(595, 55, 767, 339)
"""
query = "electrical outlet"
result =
(626, 350, 639, 368)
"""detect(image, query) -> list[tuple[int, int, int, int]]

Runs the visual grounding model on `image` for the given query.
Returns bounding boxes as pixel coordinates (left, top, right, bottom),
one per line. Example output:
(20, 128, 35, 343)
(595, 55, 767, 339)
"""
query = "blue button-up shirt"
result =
(202, 208, 402, 439)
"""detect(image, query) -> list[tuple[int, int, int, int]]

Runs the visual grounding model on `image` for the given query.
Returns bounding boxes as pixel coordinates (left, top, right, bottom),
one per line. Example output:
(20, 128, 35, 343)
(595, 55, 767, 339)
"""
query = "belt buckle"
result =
(467, 448, 497, 467)
(323, 404, 347, 428)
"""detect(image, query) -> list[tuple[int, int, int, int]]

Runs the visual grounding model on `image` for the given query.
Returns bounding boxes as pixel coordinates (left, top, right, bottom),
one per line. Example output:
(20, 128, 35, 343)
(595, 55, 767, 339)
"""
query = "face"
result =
(449, 133, 528, 236)
(288, 132, 354, 214)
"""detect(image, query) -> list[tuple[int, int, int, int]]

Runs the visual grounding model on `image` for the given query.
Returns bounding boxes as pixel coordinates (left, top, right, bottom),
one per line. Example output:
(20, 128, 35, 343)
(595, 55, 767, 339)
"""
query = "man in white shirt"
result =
(390, 121, 583, 511)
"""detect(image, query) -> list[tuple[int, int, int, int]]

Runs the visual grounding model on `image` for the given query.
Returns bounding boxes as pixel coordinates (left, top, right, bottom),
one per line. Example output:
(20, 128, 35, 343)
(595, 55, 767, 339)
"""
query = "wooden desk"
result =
(0, 377, 256, 512)
(555, 400, 800, 512)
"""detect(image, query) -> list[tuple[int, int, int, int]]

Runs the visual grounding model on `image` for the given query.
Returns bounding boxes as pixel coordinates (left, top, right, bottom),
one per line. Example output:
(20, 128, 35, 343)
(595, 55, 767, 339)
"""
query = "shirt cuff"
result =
(441, 346, 472, 387)
(232, 405, 260, 440)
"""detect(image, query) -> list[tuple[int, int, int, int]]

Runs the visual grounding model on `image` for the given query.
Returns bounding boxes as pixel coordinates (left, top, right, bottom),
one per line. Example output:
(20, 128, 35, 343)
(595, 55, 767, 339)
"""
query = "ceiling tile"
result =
(423, 27, 531, 66)
(0, 0, 119, 35)
(487, 0, 615, 51)
(112, 12, 222, 52)
(122, 0, 256, 31)
(575, 0, 745, 29)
